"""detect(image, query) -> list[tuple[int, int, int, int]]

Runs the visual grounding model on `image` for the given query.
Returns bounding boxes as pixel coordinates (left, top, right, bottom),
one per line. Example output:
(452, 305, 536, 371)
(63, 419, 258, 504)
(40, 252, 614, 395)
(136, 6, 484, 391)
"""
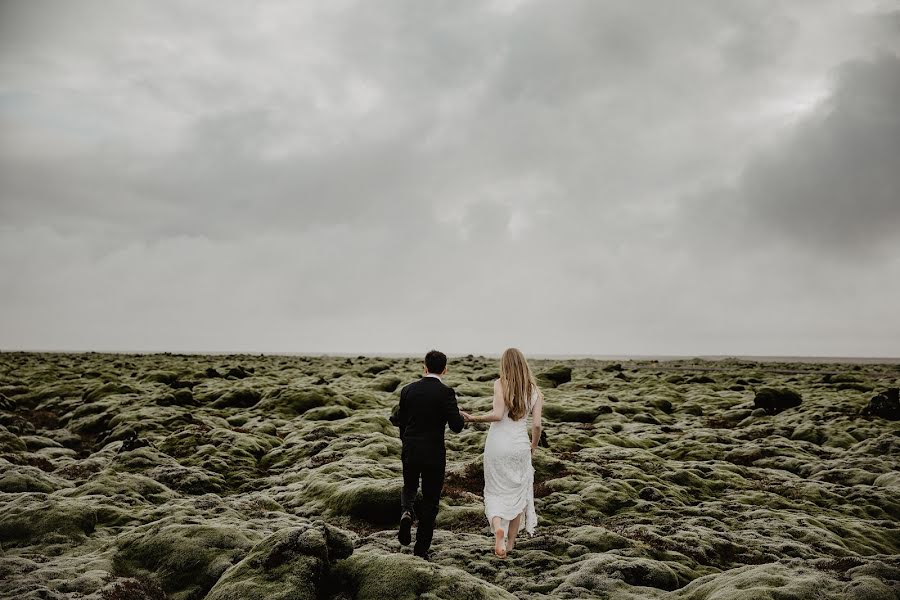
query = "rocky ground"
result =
(0, 352, 898, 599)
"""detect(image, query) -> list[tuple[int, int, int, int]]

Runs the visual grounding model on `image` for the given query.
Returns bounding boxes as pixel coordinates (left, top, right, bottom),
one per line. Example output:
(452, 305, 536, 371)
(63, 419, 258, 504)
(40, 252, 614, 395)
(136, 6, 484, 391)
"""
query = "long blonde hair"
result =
(499, 347, 542, 421)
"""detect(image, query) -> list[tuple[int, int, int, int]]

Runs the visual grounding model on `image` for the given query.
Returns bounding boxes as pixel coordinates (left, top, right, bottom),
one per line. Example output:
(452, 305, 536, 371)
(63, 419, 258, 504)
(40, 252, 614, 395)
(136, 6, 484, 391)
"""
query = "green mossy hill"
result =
(0, 352, 898, 599)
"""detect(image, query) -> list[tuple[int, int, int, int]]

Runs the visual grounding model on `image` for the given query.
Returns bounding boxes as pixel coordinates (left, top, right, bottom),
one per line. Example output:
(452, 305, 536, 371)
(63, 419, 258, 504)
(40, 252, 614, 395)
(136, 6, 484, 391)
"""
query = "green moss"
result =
(205, 523, 353, 600)
(370, 375, 402, 392)
(0, 493, 129, 547)
(112, 519, 257, 600)
(537, 365, 573, 387)
(257, 386, 340, 416)
(331, 551, 516, 599)
(303, 406, 352, 421)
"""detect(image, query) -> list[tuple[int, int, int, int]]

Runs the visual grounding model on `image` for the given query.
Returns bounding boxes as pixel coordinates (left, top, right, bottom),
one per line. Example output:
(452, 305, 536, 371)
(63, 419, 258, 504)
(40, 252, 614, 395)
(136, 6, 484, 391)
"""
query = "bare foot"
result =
(494, 529, 507, 558)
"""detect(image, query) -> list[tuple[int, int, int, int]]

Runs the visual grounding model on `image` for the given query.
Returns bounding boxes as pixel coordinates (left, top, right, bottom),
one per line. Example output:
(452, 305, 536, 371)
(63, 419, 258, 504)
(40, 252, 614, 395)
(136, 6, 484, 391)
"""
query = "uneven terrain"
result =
(0, 352, 898, 599)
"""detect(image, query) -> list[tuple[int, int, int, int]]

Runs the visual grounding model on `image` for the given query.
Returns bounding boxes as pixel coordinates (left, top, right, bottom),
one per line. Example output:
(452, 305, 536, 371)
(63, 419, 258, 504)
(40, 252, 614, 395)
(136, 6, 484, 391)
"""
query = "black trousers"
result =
(400, 456, 445, 555)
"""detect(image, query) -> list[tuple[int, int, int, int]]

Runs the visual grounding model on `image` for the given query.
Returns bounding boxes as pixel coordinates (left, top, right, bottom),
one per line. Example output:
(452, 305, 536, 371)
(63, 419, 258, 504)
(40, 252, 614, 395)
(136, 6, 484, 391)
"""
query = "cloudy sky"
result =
(1, 1, 899, 357)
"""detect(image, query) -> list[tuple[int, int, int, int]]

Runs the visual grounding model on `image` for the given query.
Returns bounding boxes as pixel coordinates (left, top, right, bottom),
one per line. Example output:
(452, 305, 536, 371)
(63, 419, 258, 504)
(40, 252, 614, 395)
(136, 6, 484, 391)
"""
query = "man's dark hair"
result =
(425, 349, 447, 374)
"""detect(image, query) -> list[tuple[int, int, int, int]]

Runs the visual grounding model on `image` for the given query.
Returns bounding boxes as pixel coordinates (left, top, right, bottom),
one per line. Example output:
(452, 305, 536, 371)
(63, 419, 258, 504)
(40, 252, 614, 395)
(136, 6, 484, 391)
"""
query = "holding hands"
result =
(459, 410, 473, 423)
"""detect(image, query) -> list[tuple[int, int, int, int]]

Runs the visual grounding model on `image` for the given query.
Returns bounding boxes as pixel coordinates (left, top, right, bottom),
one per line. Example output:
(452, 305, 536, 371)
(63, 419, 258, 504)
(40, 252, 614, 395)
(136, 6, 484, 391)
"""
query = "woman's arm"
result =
(530, 389, 543, 453)
(466, 380, 506, 423)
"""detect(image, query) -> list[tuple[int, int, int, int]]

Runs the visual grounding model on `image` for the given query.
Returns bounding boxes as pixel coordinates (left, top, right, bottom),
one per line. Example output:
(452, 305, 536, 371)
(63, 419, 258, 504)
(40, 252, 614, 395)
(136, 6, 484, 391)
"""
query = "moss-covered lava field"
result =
(0, 352, 898, 599)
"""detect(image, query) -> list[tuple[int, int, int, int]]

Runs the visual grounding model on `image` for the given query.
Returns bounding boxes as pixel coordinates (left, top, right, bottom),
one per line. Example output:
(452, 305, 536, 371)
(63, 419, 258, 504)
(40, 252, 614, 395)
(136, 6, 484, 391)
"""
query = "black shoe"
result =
(398, 511, 412, 546)
(413, 549, 431, 561)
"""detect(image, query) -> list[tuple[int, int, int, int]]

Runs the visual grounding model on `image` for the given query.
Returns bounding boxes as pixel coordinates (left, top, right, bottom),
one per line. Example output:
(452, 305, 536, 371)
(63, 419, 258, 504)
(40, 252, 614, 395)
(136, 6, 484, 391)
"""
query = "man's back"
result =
(394, 376, 464, 463)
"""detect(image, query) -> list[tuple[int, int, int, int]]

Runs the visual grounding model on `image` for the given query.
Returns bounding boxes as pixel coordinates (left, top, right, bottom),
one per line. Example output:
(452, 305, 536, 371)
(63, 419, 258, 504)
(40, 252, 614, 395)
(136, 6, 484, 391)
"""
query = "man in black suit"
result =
(390, 349, 464, 559)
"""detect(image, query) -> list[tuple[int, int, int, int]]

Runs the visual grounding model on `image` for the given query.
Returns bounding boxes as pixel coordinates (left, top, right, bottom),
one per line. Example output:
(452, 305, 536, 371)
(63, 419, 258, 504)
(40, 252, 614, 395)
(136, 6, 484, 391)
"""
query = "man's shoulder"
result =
(401, 378, 423, 394)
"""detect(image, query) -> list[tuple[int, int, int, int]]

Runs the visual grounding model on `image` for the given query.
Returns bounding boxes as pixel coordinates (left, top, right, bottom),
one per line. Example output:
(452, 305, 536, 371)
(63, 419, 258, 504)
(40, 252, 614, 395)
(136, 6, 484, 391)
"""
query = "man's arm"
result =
(444, 387, 464, 433)
(390, 384, 408, 438)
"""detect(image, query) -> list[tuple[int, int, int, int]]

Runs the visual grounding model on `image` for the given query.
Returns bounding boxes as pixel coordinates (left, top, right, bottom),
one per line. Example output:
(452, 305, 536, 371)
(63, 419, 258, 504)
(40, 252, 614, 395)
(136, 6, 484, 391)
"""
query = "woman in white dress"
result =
(461, 348, 544, 558)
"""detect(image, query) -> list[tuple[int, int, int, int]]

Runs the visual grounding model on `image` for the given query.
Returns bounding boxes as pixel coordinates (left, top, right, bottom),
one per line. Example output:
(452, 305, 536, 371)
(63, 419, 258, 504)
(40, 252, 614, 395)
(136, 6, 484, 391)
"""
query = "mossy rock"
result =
(257, 387, 340, 416)
(303, 406, 352, 421)
(206, 523, 353, 600)
(861, 389, 900, 421)
(211, 387, 262, 409)
(543, 403, 607, 423)
(537, 365, 573, 387)
(633, 412, 661, 425)
(754, 388, 803, 414)
(112, 518, 258, 600)
(329, 480, 403, 525)
(370, 375, 402, 393)
(0, 493, 130, 547)
(83, 382, 139, 403)
(143, 371, 179, 385)
(0, 424, 27, 452)
(558, 554, 680, 592)
(330, 551, 516, 599)
(0, 463, 72, 493)
(673, 561, 873, 599)
(650, 398, 674, 413)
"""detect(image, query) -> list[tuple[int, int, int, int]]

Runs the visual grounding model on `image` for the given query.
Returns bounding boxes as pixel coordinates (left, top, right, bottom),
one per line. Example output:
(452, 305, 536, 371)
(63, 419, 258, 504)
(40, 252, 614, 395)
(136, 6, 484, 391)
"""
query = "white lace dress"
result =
(483, 386, 538, 537)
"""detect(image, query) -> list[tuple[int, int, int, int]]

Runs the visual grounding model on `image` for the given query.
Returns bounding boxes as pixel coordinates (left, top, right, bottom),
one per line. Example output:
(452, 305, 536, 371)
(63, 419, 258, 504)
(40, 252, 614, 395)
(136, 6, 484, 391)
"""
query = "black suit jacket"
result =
(391, 376, 464, 464)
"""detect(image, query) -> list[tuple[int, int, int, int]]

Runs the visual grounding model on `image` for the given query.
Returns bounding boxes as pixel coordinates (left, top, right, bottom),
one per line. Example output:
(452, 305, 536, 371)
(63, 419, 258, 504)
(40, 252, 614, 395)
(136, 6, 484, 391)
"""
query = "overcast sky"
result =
(1, 1, 899, 357)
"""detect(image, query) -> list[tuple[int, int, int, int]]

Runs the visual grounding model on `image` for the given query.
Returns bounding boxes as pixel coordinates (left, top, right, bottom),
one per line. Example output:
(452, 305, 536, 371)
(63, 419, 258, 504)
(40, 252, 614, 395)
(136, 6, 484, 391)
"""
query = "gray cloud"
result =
(1, 1, 898, 355)
(681, 51, 900, 260)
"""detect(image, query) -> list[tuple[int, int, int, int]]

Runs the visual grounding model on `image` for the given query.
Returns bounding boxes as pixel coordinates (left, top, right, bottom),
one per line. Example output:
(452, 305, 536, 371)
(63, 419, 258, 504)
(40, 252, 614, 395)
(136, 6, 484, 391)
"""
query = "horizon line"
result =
(2, 348, 900, 363)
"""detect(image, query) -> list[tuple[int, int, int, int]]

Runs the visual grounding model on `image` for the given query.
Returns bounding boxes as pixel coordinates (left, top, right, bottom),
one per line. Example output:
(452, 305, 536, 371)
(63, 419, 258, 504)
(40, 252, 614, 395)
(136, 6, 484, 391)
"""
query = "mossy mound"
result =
(0, 492, 131, 547)
(543, 402, 610, 423)
(205, 523, 352, 600)
(753, 387, 803, 414)
(112, 517, 259, 600)
(861, 388, 900, 421)
(672, 559, 900, 600)
(0, 461, 73, 493)
(331, 551, 516, 599)
(537, 365, 573, 387)
(256, 386, 342, 416)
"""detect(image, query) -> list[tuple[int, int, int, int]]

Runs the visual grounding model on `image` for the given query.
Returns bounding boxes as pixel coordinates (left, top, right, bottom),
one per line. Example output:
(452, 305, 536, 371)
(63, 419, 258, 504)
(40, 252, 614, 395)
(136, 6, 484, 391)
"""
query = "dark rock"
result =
(603, 363, 624, 372)
(537, 365, 573, 387)
(204, 368, 222, 378)
(118, 430, 153, 453)
(171, 388, 197, 406)
(370, 376, 402, 392)
(861, 389, 900, 421)
(650, 398, 673, 414)
(544, 404, 604, 423)
(753, 388, 803, 414)
(226, 366, 250, 379)
(686, 375, 716, 384)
